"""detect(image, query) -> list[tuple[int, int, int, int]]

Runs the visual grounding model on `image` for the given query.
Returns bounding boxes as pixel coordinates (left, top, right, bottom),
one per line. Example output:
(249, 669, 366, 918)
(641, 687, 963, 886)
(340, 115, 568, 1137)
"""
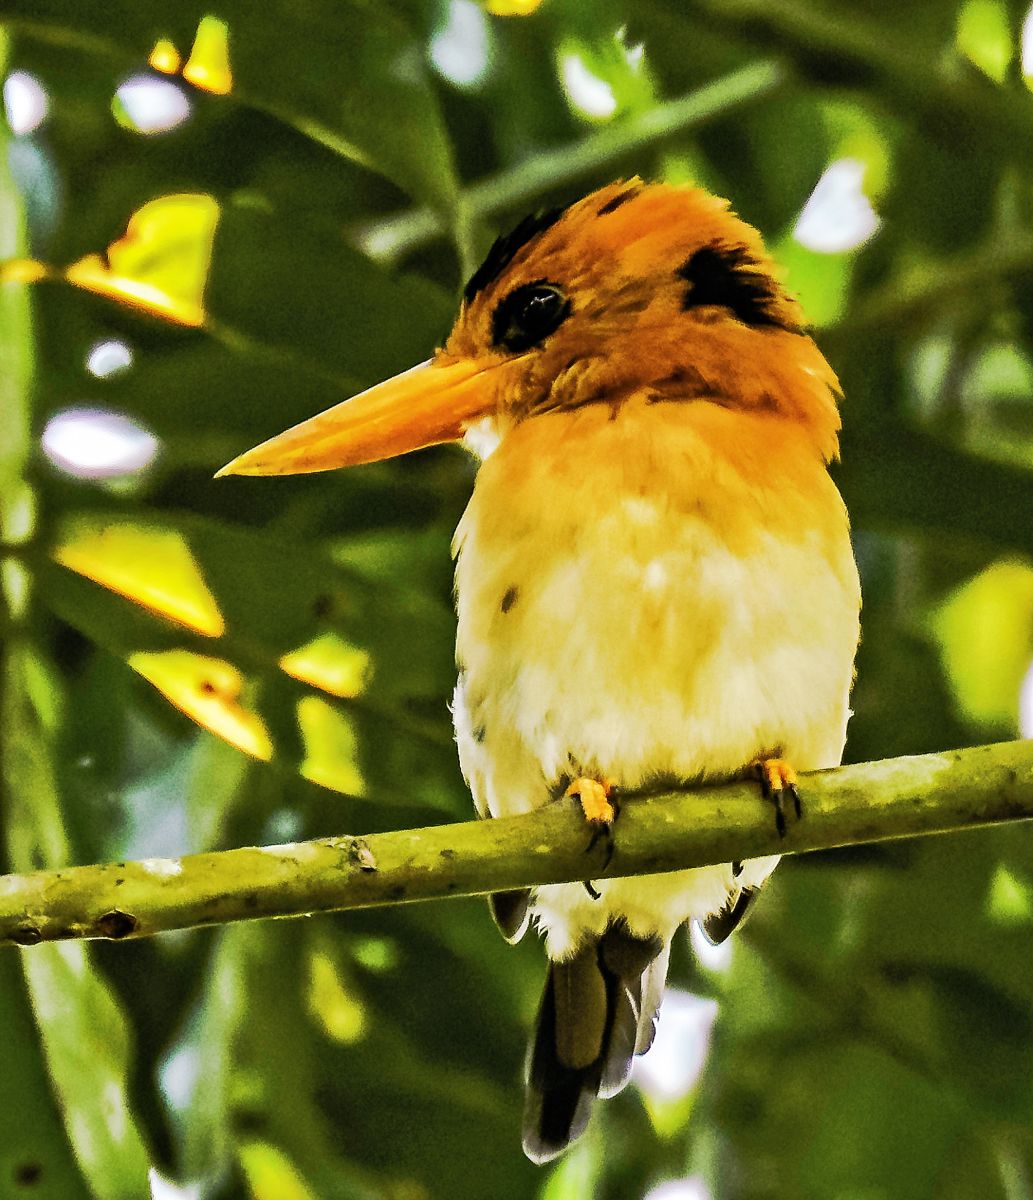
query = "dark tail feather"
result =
(523, 959, 598, 1163)
(634, 940, 671, 1057)
(522, 924, 668, 1163)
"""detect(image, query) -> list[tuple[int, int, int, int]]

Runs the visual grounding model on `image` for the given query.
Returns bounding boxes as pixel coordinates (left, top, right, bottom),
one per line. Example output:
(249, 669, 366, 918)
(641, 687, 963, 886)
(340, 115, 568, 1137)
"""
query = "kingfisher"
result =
(219, 179, 861, 1162)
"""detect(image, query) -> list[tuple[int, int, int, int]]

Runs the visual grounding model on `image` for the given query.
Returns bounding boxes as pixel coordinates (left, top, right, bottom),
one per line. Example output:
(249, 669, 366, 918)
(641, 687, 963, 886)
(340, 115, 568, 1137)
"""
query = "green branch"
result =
(698, 0, 1033, 160)
(1, 741, 1031, 949)
(356, 60, 784, 263)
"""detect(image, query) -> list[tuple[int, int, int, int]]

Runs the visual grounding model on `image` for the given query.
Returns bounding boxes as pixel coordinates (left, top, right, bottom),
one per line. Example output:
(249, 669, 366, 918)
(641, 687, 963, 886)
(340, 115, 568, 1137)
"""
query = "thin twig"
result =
(355, 60, 785, 263)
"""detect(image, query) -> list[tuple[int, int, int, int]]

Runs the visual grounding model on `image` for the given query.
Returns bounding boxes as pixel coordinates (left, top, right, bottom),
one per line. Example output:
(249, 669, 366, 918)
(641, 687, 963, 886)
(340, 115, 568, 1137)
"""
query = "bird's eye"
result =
(492, 282, 571, 353)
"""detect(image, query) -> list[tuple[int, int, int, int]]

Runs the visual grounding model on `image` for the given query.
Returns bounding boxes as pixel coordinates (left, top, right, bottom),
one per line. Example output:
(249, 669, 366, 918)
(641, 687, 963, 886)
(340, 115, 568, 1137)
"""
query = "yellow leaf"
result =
(148, 38, 182, 75)
(278, 632, 372, 698)
(129, 650, 272, 761)
(957, 0, 1011, 84)
(306, 949, 367, 1044)
(297, 696, 366, 795)
(53, 520, 225, 637)
(930, 559, 1033, 730)
(0, 258, 49, 285)
(484, 0, 545, 14)
(65, 194, 219, 327)
(238, 1143, 317, 1200)
(183, 15, 233, 95)
(987, 864, 1033, 925)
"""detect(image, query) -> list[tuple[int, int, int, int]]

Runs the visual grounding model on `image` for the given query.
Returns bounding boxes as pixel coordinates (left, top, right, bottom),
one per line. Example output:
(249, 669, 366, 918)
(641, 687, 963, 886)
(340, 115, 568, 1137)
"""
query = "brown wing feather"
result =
(701, 885, 762, 946)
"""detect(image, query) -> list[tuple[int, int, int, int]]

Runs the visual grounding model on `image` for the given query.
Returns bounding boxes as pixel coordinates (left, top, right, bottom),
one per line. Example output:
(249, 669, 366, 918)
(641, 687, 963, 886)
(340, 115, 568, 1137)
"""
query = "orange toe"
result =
(754, 757, 797, 796)
(565, 777, 617, 826)
(751, 757, 801, 837)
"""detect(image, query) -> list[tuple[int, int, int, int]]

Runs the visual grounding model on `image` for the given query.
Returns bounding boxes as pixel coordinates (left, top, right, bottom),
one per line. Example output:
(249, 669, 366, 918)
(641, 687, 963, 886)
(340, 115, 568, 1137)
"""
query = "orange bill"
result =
(216, 356, 497, 477)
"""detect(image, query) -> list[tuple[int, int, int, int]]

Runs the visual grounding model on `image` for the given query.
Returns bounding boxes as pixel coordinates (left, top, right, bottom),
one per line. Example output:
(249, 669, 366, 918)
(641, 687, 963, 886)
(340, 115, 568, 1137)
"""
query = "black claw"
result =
(754, 765, 800, 838)
(585, 823, 616, 869)
(583, 880, 601, 900)
(771, 789, 787, 838)
(732, 860, 744, 878)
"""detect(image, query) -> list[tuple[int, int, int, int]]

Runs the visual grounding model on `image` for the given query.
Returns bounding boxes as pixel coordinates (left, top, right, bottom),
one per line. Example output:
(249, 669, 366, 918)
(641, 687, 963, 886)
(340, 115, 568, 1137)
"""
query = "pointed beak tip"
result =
(210, 356, 497, 480)
(213, 457, 245, 479)
(214, 453, 273, 479)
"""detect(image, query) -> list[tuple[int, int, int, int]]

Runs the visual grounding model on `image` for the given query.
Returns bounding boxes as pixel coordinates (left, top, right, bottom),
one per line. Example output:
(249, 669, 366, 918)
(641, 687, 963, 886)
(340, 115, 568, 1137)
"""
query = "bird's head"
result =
(218, 179, 842, 478)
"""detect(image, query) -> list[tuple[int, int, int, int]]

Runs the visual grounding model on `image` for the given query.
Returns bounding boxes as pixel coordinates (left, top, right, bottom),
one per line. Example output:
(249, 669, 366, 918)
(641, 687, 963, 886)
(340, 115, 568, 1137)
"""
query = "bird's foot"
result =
(752, 757, 801, 838)
(565, 777, 619, 867)
(567, 777, 617, 826)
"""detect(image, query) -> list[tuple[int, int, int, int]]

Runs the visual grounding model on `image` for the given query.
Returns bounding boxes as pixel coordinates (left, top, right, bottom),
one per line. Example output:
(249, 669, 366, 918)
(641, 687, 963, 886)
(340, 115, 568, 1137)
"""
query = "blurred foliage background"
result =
(2, 1, 1033, 1197)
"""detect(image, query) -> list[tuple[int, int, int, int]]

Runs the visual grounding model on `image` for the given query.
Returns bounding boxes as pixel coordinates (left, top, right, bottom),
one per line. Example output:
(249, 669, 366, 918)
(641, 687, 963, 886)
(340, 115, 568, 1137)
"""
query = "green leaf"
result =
(956, 0, 1013, 83)
(227, 0, 459, 212)
(33, 510, 462, 808)
(928, 558, 1033, 733)
(160, 929, 246, 1187)
(12, 1, 459, 210)
(207, 201, 454, 385)
(0, 28, 33, 500)
(214, 924, 384, 1200)
(1, 644, 153, 1199)
(0, 954, 91, 1200)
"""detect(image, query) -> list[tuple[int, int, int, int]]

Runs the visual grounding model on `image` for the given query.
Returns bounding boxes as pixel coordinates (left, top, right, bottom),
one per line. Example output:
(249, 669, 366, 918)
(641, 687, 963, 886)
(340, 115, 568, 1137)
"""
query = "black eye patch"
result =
(464, 207, 566, 305)
(492, 282, 571, 353)
(677, 244, 786, 329)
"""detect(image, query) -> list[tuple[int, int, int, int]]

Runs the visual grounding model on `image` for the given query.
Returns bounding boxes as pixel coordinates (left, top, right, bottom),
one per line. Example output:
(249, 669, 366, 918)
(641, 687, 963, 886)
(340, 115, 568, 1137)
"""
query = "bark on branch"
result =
(2, 740, 1032, 949)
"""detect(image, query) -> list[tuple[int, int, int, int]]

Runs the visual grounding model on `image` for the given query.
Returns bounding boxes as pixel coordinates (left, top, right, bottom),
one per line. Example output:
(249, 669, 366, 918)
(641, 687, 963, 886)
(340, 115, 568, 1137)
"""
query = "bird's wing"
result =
(487, 889, 532, 942)
(700, 882, 763, 945)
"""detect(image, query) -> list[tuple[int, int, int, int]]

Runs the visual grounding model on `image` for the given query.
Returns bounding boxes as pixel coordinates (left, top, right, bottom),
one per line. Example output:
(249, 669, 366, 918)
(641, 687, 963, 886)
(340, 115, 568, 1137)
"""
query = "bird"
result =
(218, 178, 862, 1163)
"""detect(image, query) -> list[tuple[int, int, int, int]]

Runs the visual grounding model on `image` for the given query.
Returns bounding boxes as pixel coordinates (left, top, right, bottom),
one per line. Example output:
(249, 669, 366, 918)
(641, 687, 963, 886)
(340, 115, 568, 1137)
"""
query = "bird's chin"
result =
(462, 414, 503, 461)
